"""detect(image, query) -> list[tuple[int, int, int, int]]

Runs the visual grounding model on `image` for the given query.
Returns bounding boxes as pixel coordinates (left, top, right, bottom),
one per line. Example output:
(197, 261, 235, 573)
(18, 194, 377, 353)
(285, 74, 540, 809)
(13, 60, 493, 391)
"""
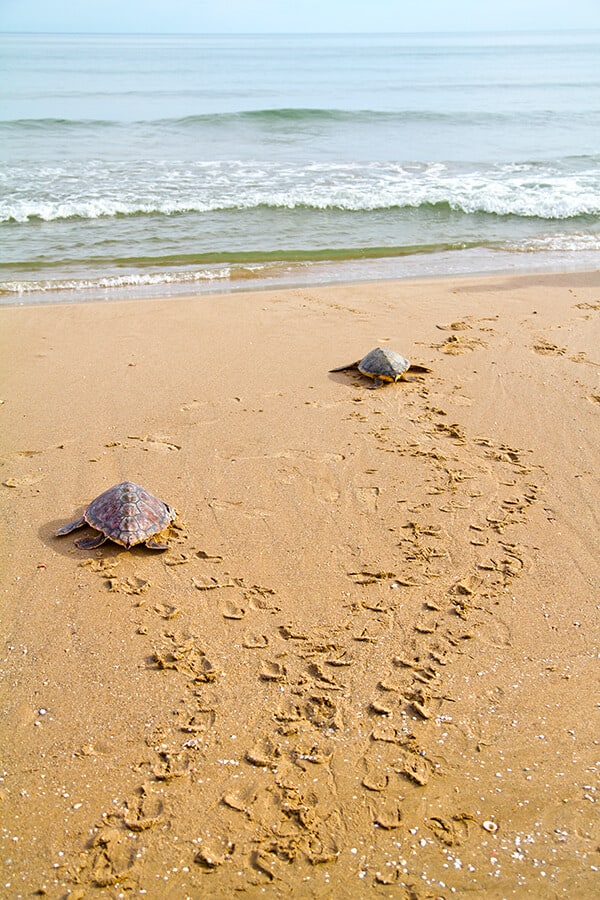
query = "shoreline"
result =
(2, 247, 599, 308)
(2, 269, 599, 896)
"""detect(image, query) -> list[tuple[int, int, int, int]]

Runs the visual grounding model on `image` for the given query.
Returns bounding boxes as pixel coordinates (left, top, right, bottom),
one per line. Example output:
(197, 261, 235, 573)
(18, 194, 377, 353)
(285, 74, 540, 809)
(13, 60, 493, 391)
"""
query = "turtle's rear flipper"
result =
(56, 516, 86, 536)
(329, 360, 361, 373)
(75, 532, 108, 550)
(144, 535, 169, 551)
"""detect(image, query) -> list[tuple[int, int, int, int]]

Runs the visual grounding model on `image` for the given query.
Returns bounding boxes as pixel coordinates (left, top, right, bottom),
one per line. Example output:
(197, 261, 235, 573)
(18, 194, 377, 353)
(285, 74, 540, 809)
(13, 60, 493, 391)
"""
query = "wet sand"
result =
(1, 271, 599, 898)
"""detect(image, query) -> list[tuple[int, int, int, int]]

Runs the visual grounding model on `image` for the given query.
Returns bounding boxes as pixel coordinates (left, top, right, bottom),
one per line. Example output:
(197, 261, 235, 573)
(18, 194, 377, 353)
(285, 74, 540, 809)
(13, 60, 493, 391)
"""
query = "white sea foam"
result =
(2, 160, 599, 222)
(509, 232, 600, 252)
(0, 267, 234, 295)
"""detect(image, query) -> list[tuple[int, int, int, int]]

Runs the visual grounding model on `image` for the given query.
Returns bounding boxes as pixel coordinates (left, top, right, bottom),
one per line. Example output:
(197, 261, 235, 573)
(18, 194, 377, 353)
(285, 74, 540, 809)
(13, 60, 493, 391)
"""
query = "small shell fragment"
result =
(483, 820, 498, 833)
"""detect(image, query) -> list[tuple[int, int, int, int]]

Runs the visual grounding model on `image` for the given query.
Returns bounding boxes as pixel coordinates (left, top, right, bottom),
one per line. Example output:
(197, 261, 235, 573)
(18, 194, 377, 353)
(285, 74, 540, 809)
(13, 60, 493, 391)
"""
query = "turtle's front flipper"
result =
(367, 378, 386, 389)
(329, 360, 361, 373)
(144, 535, 169, 551)
(56, 517, 86, 536)
(407, 363, 432, 374)
(75, 532, 108, 550)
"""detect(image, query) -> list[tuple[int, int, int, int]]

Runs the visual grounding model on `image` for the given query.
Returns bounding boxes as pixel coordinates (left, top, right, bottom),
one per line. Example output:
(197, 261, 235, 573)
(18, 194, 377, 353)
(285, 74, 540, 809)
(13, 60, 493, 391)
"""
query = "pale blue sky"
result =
(1, 0, 599, 33)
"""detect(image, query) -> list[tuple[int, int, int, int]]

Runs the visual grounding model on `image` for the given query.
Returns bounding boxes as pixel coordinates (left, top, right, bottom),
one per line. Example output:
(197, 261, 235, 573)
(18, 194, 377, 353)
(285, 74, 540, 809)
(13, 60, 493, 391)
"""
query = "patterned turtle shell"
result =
(56, 481, 177, 550)
(357, 347, 411, 382)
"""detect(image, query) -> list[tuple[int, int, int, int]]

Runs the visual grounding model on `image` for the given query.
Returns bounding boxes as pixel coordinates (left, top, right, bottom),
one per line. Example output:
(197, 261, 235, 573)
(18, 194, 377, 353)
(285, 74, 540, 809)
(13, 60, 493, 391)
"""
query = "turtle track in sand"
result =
(64, 317, 559, 897)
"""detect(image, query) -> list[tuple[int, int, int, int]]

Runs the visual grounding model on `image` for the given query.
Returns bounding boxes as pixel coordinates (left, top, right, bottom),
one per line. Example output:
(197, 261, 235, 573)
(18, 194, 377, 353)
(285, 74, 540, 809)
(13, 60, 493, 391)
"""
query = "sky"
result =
(0, 0, 599, 34)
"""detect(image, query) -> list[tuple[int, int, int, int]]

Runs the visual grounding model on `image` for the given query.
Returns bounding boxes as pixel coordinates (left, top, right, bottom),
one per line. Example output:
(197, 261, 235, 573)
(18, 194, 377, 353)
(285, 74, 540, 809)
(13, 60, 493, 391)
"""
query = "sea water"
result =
(1, 31, 599, 303)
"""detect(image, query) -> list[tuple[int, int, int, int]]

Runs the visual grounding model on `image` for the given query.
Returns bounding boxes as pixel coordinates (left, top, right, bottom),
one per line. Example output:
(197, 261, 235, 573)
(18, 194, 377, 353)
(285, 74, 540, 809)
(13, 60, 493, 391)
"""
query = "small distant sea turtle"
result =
(56, 481, 177, 550)
(330, 347, 431, 388)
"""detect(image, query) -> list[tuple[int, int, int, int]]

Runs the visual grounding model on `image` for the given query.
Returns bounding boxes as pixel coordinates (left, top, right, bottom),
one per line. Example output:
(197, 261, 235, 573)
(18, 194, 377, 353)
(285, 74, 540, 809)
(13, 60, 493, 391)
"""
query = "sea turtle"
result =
(330, 347, 431, 388)
(56, 481, 177, 550)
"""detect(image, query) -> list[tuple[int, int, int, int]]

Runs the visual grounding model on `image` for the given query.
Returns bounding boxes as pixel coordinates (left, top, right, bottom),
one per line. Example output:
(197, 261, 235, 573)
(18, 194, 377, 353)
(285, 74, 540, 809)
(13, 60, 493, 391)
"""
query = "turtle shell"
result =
(357, 347, 411, 382)
(84, 481, 176, 548)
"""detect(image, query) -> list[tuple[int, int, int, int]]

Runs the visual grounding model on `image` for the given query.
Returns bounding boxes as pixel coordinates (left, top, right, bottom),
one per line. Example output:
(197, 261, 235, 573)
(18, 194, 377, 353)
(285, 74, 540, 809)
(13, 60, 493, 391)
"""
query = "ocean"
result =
(1, 31, 599, 304)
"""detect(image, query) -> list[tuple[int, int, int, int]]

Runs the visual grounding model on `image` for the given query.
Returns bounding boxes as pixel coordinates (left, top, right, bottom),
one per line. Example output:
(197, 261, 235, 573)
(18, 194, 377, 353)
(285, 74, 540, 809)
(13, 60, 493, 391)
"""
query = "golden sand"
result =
(1, 271, 599, 897)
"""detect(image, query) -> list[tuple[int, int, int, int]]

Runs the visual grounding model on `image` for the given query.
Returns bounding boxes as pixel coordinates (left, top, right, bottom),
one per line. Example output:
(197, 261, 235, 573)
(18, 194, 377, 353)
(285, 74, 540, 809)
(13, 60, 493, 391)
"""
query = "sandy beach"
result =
(1, 270, 599, 898)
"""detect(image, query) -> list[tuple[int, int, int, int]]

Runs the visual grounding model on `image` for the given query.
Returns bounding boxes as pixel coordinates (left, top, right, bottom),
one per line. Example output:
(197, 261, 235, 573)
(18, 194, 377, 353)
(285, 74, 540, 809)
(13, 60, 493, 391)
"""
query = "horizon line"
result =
(2, 27, 599, 36)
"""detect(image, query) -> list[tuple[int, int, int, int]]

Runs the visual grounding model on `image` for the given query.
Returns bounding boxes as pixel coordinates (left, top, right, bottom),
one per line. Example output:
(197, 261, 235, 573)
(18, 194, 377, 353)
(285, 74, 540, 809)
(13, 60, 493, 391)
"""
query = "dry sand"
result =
(1, 271, 599, 899)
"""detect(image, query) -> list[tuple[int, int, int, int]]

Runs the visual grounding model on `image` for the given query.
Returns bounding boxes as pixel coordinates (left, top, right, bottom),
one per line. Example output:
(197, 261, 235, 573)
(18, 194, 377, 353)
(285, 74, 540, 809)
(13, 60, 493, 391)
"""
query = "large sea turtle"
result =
(56, 481, 177, 550)
(330, 347, 431, 387)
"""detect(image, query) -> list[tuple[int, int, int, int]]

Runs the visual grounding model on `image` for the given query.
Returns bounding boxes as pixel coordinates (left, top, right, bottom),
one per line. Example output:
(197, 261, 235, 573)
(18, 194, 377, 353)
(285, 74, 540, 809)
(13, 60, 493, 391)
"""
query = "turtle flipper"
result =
(329, 360, 361, 373)
(144, 534, 169, 551)
(367, 378, 386, 389)
(56, 517, 86, 536)
(75, 532, 108, 550)
(407, 363, 432, 374)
